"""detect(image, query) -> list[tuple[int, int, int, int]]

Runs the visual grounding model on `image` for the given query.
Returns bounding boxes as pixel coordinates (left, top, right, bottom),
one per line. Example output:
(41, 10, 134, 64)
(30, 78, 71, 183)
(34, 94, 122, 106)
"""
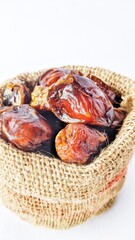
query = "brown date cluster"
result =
(0, 68, 126, 165)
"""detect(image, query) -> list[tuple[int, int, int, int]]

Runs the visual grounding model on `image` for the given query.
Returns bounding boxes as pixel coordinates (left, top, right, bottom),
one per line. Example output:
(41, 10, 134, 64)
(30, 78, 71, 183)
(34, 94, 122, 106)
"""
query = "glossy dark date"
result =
(38, 68, 83, 87)
(30, 68, 83, 110)
(1, 105, 52, 151)
(48, 74, 114, 126)
(87, 74, 121, 106)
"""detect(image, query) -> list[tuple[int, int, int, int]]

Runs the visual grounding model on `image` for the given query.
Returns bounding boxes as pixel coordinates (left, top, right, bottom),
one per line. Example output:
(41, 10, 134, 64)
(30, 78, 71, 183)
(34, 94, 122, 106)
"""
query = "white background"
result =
(0, 0, 135, 239)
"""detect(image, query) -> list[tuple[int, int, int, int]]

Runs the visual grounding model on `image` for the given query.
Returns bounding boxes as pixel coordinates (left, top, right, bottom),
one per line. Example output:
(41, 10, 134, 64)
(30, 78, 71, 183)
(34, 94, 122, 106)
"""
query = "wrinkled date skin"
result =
(111, 108, 126, 128)
(55, 123, 107, 164)
(1, 105, 52, 151)
(87, 74, 121, 106)
(30, 68, 82, 110)
(89, 108, 126, 144)
(3, 79, 31, 106)
(48, 74, 114, 126)
(38, 67, 83, 87)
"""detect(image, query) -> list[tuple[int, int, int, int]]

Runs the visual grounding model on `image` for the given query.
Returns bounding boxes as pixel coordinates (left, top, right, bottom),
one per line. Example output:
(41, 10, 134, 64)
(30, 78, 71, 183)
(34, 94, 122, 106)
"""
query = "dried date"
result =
(1, 105, 52, 151)
(3, 79, 30, 106)
(48, 74, 114, 126)
(55, 123, 107, 164)
(30, 68, 82, 110)
(38, 67, 82, 87)
(87, 74, 121, 106)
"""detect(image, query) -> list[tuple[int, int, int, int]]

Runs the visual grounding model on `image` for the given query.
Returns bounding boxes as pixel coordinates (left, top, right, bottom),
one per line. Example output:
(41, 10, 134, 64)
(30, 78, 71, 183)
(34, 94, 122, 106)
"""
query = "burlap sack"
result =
(0, 66, 135, 229)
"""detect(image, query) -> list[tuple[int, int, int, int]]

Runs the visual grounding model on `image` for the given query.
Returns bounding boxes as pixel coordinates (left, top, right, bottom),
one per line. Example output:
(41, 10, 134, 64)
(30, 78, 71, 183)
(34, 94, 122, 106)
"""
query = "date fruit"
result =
(30, 68, 82, 110)
(1, 105, 52, 151)
(38, 67, 82, 87)
(87, 74, 121, 106)
(48, 74, 114, 126)
(3, 79, 30, 106)
(55, 123, 107, 164)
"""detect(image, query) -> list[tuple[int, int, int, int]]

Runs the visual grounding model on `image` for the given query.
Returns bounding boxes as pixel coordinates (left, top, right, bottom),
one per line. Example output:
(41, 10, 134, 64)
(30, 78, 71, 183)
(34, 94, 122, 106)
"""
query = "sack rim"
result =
(0, 66, 135, 180)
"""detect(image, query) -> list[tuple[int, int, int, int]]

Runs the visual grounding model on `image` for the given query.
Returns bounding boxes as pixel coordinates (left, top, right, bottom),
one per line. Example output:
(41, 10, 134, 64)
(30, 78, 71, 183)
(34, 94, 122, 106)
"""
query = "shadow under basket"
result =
(0, 66, 135, 229)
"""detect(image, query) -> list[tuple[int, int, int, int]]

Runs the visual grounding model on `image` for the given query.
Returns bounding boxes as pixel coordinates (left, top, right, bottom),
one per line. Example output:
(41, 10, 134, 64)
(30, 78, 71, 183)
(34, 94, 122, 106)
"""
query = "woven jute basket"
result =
(0, 66, 135, 229)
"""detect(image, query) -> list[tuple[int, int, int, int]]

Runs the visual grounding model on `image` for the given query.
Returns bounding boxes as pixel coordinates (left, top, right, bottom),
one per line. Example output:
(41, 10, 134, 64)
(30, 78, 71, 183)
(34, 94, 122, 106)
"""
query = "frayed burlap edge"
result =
(0, 66, 135, 229)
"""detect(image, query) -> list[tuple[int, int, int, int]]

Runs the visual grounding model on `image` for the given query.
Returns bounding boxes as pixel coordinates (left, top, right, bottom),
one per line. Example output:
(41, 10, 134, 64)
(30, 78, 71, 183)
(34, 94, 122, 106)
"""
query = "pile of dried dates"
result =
(0, 68, 126, 164)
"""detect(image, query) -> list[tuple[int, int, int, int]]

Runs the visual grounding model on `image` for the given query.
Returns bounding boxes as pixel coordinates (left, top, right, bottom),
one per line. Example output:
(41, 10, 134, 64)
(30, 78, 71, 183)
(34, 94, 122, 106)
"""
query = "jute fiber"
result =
(0, 66, 135, 229)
